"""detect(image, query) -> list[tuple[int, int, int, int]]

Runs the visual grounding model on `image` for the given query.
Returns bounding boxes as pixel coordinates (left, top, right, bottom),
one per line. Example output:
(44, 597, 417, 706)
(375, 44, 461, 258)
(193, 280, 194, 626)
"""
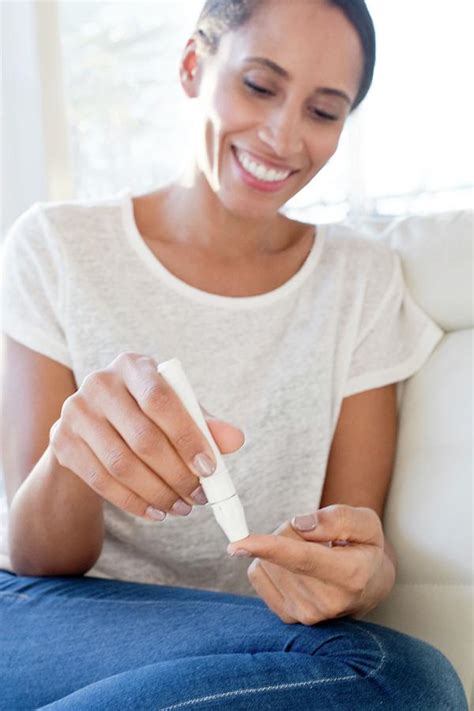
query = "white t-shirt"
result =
(0, 188, 444, 595)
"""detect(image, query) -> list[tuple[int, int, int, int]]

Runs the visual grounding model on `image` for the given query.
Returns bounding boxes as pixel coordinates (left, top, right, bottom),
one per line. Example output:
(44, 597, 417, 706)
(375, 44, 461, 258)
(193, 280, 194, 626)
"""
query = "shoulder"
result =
(2, 202, 47, 266)
(39, 190, 126, 237)
(3, 190, 127, 260)
(322, 222, 399, 285)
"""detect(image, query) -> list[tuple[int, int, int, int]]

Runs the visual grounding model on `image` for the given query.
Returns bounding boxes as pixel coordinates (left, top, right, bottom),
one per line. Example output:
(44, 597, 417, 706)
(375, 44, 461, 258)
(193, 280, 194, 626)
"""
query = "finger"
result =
(204, 417, 246, 453)
(259, 558, 331, 624)
(79, 413, 193, 516)
(62, 435, 163, 521)
(292, 505, 384, 547)
(117, 354, 218, 478)
(98, 382, 202, 506)
(248, 560, 298, 624)
(229, 533, 360, 585)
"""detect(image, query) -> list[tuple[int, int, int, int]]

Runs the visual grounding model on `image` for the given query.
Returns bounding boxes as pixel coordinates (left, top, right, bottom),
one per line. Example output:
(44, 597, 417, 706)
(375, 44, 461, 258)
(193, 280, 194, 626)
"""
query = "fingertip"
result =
(292, 513, 317, 531)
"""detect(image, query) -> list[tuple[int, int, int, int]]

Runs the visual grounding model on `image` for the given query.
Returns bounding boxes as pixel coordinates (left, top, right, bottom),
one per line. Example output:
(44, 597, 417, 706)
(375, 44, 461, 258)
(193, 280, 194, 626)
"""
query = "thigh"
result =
(0, 571, 467, 711)
(0, 570, 319, 709)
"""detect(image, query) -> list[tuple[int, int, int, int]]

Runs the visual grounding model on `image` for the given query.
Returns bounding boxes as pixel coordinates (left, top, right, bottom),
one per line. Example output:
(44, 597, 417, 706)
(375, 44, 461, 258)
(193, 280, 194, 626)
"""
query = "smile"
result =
(233, 147, 294, 183)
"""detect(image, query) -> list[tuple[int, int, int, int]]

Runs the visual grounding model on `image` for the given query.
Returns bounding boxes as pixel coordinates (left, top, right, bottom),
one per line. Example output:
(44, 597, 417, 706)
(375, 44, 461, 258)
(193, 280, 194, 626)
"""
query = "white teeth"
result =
(235, 148, 291, 182)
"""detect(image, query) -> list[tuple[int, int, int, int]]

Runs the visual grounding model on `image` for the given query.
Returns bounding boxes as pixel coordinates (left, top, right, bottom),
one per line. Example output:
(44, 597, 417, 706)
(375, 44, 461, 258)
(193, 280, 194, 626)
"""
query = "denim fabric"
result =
(0, 570, 467, 710)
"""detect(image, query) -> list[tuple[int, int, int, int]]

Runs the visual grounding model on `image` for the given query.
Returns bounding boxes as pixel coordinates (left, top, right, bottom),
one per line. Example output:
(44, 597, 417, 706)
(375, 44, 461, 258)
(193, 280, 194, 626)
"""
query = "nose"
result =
(257, 106, 304, 157)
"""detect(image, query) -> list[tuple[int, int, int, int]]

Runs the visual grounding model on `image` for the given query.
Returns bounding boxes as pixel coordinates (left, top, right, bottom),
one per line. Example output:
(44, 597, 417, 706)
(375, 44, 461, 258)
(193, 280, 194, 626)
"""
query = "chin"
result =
(218, 191, 282, 221)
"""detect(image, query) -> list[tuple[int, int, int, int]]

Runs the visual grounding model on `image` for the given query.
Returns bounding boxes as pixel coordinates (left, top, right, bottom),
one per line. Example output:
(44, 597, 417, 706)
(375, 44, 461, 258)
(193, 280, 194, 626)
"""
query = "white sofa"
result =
(348, 210, 473, 706)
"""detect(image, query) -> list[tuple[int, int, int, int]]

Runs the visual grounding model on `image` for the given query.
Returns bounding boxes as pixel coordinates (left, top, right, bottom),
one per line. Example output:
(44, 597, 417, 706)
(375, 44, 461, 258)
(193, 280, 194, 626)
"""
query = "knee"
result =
(370, 624, 469, 710)
(407, 641, 468, 710)
(333, 621, 468, 709)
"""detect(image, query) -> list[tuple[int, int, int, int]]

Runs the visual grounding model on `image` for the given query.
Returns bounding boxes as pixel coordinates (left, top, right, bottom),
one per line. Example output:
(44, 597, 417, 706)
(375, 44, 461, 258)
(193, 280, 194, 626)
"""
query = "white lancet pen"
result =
(157, 358, 250, 543)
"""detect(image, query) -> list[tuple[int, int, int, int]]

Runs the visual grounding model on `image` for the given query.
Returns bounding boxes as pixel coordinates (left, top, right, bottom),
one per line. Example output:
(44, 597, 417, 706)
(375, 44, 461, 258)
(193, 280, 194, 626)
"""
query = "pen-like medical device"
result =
(157, 358, 249, 542)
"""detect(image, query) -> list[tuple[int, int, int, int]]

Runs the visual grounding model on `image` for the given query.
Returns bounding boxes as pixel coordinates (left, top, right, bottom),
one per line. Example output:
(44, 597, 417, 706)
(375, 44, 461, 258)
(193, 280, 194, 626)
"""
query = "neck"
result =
(157, 162, 291, 261)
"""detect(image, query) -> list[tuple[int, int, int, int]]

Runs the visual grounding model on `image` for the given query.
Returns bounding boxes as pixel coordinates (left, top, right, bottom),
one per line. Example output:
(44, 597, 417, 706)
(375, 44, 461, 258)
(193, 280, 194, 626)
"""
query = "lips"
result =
(230, 145, 301, 194)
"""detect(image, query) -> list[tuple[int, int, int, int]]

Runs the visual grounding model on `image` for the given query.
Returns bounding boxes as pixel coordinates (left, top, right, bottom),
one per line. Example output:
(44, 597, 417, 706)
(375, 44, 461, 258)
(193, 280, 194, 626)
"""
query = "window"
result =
(3, 0, 472, 231)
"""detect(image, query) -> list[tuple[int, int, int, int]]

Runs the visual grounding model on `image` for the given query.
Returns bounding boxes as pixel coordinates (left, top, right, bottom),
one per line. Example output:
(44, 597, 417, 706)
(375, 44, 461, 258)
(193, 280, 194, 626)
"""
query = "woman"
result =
(0, 0, 468, 708)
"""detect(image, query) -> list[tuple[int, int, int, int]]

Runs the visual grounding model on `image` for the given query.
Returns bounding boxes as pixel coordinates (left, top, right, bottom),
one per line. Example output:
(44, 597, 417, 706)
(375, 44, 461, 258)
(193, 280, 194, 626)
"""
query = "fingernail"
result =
(292, 513, 317, 531)
(171, 499, 193, 516)
(228, 548, 251, 557)
(191, 485, 208, 505)
(146, 506, 167, 521)
(193, 453, 216, 477)
(235, 432, 246, 451)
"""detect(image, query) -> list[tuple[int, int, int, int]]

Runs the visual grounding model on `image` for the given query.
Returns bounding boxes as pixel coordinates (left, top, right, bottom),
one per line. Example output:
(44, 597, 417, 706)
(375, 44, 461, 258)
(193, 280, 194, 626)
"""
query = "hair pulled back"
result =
(195, 0, 376, 111)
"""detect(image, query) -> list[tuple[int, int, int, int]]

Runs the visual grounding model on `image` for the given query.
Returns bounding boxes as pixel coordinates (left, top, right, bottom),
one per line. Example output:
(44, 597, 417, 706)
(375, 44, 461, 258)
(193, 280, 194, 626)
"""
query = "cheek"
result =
(304, 126, 344, 173)
(211, 85, 261, 142)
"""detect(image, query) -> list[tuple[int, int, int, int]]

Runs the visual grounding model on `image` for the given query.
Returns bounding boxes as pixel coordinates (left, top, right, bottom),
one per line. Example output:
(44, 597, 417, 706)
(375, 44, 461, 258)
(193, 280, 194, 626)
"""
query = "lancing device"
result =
(156, 357, 249, 543)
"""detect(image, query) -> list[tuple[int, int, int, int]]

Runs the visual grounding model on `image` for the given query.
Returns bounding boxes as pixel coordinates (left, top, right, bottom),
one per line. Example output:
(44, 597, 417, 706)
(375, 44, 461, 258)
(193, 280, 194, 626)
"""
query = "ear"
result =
(179, 38, 202, 98)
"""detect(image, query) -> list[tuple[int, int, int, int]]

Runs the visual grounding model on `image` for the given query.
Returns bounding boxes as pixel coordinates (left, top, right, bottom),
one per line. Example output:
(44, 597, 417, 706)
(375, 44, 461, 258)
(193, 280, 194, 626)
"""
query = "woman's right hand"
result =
(49, 352, 245, 522)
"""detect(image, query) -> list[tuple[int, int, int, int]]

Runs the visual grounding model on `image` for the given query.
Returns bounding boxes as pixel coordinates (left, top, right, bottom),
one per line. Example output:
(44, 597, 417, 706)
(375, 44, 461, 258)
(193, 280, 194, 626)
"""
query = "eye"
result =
(310, 108, 338, 122)
(243, 78, 339, 121)
(243, 78, 274, 97)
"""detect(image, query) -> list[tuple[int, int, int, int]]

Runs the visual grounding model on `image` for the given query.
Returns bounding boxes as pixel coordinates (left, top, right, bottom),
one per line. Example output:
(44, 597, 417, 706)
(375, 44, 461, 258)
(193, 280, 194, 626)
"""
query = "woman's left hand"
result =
(227, 504, 396, 625)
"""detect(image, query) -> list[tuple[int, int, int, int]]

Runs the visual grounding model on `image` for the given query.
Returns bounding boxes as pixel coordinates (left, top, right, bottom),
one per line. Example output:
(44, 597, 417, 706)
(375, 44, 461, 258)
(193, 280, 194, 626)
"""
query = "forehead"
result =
(214, 0, 363, 95)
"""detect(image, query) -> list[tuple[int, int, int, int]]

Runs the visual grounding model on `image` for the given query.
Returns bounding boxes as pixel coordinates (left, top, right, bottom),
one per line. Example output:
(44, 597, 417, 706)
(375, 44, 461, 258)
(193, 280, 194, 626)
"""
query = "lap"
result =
(0, 570, 466, 711)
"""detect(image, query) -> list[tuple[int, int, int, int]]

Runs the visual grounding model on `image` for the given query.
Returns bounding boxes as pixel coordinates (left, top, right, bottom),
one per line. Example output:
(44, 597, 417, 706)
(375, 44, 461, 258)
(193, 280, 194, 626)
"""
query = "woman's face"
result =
(182, 0, 364, 220)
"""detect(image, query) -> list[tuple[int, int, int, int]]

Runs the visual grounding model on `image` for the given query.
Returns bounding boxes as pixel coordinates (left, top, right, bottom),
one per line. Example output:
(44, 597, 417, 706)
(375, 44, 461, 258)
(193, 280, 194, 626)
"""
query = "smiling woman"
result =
(0, 0, 468, 709)
(175, 0, 365, 232)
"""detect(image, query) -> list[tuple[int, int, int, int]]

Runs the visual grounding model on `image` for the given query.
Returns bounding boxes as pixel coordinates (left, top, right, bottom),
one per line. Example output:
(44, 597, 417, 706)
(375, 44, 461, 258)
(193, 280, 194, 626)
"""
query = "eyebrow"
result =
(243, 56, 353, 105)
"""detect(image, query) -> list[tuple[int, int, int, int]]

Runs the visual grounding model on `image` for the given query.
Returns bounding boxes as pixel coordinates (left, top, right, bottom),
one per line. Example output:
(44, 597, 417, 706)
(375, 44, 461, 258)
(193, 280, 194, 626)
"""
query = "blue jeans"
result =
(0, 570, 467, 710)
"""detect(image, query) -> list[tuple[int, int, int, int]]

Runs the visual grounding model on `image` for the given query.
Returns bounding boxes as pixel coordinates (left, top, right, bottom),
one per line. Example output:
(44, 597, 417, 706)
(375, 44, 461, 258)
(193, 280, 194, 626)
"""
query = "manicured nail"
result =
(171, 499, 193, 516)
(146, 506, 167, 521)
(193, 453, 216, 477)
(235, 432, 246, 451)
(228, 548, 252, 557)
(292, 513, 317, 531)
(191, 485, 208, 505)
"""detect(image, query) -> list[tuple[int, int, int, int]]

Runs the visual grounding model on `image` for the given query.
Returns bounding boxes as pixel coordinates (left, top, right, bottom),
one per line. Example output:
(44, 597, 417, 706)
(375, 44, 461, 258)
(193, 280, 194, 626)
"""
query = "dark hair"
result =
(195, 0, 376, 111)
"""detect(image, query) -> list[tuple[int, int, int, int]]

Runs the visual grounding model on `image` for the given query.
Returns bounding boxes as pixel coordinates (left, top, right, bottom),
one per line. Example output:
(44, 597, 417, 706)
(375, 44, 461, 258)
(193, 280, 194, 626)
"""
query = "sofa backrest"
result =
(353, 209, 473, 705)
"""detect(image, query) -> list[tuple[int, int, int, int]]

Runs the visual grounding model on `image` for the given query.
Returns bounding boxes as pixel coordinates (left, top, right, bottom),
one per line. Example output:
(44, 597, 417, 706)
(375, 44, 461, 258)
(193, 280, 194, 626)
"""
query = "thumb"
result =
(290, 505, 382, 547)
(290, 511, 349, 547)
(200, 403, 246, 455)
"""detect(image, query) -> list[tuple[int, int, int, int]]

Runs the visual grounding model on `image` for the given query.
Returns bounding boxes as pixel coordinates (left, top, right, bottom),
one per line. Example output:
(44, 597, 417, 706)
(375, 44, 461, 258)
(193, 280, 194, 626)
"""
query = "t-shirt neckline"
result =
(118, 187, 326, 309)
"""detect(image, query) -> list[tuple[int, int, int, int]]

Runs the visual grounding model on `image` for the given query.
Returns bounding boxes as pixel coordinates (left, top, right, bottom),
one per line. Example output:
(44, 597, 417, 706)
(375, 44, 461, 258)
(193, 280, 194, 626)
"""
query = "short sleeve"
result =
(343, 247, 444, 397)
(0, 203, 72, 367)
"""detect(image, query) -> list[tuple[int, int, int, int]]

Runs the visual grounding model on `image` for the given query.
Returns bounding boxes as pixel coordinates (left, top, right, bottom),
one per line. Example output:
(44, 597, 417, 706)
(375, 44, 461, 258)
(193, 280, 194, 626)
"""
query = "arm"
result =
(320, 382, 398, 590)
(2, 335, 104, 576)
